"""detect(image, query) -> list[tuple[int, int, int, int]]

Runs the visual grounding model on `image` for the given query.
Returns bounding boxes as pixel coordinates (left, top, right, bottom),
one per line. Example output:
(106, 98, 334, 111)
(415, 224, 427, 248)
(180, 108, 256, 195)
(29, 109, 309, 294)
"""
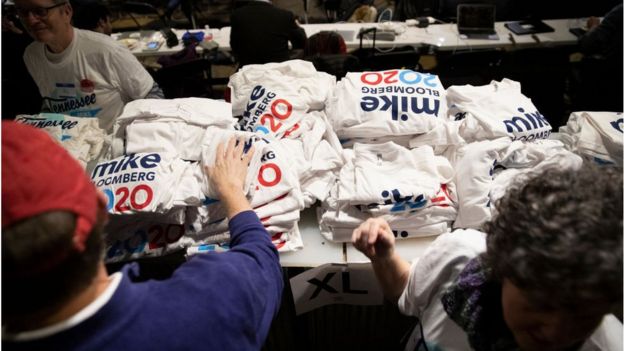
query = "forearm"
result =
(371, 253, 411, 303)
(219, 186, 253, 219)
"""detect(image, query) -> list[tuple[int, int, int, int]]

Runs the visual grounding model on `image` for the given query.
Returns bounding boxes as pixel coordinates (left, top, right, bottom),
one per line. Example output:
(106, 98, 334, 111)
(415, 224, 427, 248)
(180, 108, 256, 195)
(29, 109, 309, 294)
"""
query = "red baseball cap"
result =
(2, 121, 103, 252)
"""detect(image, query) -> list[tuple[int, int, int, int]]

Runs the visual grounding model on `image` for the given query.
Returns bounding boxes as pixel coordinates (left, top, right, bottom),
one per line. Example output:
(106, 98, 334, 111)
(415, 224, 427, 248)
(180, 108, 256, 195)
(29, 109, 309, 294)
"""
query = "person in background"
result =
(2, 121, 284, 351)
(353, 164, 622, 350)
(72, 1, 112, 35)
(230, 0, 307, 67)
(574, 3, 623, 112)
(1, 3, 42, 119)
(15, 0, 163, 133)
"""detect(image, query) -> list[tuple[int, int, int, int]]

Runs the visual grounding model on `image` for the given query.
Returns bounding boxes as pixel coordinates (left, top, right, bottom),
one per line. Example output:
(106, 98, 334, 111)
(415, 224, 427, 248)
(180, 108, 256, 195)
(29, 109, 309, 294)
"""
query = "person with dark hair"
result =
(2, 121, 283, 350)
(15, 0, 163, 133)
(230, 0, 307, 67)
(72, 1, 112, 35)
(352, 164, 623, 350)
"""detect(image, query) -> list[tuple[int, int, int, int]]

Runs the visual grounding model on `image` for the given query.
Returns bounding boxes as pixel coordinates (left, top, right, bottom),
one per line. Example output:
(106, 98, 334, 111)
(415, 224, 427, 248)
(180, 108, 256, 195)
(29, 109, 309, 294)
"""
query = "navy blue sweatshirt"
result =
(3, 210, 283, 351)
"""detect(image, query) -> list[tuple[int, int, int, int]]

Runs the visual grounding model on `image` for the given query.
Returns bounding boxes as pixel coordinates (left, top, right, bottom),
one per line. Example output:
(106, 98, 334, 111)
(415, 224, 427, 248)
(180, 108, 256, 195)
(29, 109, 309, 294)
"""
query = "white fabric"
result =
(279, 112, 344, 206)
(453, 138, 583, 229)
(113, 98, 236, 159)
(15, 113, 106, 168)
(327, 70, 448, 138)
(318, 202, 456, 242)
(234, 84, 309, 139)
(103, 210, 188, 262)
(337, 142, 452, 209)
(397, 229, 623, 351)
(446, 79, 552, 143)
(558, 111, 623, 165)
(228, 59, 335, 116)
(319, 148, 457, 243)
(91, 153, 197, 214)
(23, 28, 154, 132)
(199, 128, 263, 200)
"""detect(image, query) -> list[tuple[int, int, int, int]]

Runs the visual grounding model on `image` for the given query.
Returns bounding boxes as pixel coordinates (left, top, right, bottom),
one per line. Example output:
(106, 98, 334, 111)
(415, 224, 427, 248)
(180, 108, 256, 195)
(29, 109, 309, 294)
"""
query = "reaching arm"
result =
(352, 218, 411, 302)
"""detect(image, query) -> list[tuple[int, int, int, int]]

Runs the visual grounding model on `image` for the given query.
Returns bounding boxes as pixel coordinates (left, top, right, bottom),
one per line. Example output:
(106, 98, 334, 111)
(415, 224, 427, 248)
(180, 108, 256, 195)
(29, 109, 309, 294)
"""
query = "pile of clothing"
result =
(556, 111, 623, 166)
(15, 113, 107, 169)
(92, 98, 306, 262)
(228, 60, 344, 207)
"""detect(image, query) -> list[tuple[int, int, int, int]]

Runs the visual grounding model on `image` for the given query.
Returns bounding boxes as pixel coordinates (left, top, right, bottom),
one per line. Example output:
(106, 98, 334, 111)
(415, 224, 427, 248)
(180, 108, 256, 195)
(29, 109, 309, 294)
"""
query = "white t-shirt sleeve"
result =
(397, 229, 487, 317)
(109, 47, 154, 101)
(581, 314, 623, 351)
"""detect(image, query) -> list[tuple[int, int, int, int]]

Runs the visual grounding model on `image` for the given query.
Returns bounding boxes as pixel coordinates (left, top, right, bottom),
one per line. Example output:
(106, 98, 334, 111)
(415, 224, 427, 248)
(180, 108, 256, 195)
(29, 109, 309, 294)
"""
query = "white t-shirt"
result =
(446, 79, 552, 143)
(14, 113, 106, 168)
(23, 28, 154, 132)
(327, 70, 448, 138)
(398, 230, 623, 351)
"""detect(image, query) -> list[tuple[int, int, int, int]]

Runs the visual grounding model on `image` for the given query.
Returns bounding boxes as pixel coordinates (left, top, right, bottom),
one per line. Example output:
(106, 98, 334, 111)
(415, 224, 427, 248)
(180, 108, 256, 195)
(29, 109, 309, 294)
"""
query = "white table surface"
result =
(120, 18, 581, 58)
(279, 206, 345, 267)
(216, 18, 580, 53)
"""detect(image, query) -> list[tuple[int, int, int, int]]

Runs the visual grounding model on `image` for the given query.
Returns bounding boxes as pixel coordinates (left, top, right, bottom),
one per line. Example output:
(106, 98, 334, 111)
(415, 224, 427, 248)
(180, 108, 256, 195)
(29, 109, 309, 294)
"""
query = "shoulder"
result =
(423, 229, 487, 264)
(398, 229, 486, 316)
(582, 314, 623, 351)
(23, 41, 44, 62)
(412, 229, 486, 288)
(75, 28, 130, 56)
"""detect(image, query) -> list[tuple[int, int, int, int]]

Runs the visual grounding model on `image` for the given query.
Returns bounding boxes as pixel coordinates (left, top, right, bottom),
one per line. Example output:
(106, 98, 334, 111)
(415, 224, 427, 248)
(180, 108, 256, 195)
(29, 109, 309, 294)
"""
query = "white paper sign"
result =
(289, 263, 384, 315)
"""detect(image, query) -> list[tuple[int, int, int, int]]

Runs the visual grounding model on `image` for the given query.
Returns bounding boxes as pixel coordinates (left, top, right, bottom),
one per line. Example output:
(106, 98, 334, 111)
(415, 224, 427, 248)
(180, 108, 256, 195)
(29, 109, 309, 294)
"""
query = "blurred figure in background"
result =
(230, 0, 306, 67)
(72, 1, 112, 35)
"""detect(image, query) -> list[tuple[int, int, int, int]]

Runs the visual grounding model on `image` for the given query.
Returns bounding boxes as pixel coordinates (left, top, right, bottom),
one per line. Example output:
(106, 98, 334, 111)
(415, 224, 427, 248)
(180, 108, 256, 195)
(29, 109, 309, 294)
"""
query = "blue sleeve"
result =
(136, 211, 283, 349)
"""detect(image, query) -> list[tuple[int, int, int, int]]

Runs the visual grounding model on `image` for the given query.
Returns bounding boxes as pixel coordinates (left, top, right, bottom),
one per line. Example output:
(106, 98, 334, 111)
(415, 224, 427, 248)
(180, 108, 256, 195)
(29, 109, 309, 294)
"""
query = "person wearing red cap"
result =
(2, 121, 283, 350)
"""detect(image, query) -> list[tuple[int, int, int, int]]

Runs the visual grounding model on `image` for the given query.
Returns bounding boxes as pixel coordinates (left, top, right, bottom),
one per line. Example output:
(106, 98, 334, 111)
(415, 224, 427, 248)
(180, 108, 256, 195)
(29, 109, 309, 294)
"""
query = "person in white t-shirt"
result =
(16, 0, 163, 132)
(353, 164, 622, 351)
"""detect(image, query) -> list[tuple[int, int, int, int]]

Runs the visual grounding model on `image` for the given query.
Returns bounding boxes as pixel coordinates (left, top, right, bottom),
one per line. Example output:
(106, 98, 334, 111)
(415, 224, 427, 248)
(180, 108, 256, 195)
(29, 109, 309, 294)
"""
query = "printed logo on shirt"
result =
(454, 111, 467, 121)
(366, 189, 427, 213)
(238, 85, 299, 138)
(610, 118, 623, 133)
(44, 82, 101, 117)
(503, 107, 551, 141)
(359, 70, 439, 88)
(360, 95, 441, 120)
(106, 223, 185, 259)
(80, 78, 95, 93)
(16, 116, 79, 130)
(92, 154, 162, 213)
(357, 70, 443, 120)
(392, 230, 409, 238)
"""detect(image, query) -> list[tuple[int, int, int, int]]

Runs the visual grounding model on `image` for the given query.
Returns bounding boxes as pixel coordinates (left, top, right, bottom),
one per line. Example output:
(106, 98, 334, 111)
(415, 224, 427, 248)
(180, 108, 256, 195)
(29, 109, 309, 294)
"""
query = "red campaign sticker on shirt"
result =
(80, 79, 95, 93)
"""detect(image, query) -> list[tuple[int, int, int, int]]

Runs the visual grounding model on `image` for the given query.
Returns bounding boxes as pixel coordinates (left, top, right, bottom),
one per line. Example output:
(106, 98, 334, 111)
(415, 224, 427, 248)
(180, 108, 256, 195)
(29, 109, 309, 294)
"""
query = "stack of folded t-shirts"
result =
(318, 142, 457, 242)
(326, 69, 460, 151)
(451, 138, 583, 230)
(109, 97, 236, 160)
(96, 99, 304, 263)
(556, 111, 623, 166)
(228, 59, 335, 118)
(184, 128, 304, 252)
(228, 60, 344, 206)
(15, 113, 107, 171)
(279, 111, 344, 206)
(445, 78, 552, 144)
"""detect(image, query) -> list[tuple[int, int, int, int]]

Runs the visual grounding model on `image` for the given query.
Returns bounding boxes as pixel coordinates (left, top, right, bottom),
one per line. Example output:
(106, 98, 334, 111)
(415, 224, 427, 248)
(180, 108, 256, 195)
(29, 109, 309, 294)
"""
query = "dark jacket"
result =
(230, 0, 307, 66)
